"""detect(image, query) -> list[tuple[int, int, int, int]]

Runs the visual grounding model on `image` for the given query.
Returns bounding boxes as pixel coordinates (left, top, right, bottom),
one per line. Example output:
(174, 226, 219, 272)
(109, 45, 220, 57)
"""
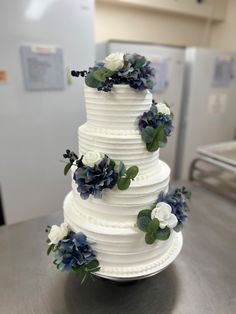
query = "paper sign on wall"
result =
(208, 93, 227, 114)
(212, 56, 234, 88)
(0, 69, 7, 84)
(150, 58, 168, 94)
(20, 45, 65, 91)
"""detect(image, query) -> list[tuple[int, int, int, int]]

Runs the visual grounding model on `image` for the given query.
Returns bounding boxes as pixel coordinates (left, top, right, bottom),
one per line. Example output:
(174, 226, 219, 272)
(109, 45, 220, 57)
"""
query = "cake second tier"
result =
(79, 123, 160, 177)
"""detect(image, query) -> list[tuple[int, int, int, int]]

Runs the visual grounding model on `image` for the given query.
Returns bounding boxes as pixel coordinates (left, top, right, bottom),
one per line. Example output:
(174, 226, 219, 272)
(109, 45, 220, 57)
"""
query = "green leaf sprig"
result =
(85, 67, 114, 89)
(137, 208, 171, 245)
(72, 259, 100, 284)
(116, 161, 139, 191)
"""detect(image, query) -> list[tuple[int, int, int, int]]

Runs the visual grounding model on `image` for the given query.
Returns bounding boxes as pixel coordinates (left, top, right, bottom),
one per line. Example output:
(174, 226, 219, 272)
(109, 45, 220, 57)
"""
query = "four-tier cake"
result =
(46, 53, 190, 281)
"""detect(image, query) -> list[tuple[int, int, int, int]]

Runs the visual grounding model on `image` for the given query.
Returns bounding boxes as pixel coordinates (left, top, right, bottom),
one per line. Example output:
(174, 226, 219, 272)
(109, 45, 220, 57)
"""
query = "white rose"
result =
(104, 52, 124, 71)
(48, 222, 69, 245)
(157, 102, 171, 115)
(151, 202, 177, 229)
(83, 151, 104, 168)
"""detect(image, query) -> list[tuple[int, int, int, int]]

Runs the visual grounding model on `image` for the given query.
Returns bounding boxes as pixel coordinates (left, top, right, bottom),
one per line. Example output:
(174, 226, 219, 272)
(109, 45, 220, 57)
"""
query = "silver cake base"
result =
(94, 232, 183, 282)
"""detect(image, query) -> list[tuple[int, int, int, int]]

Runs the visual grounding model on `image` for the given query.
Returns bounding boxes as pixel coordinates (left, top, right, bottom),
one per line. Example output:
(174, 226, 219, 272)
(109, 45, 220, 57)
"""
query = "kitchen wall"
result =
(210, 0, 236, 50)
(96, 2, 213, 47)
(96, 0, 236, 50)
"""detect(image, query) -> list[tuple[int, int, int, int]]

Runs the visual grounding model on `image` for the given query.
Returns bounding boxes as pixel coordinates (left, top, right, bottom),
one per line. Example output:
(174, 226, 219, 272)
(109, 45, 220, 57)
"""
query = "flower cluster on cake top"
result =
(136, 187, 191, 244)
(46, 222, 100, 283)
(63, 150, 139, 200)
(138, 100, 174, 152)
(71, 52, 156, 92)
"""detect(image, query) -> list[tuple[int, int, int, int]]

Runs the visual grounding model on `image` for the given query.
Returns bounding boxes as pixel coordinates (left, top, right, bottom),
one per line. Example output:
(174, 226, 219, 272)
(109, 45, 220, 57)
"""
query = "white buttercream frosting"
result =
(63, 84, 176, 278)
(84, 85, 152, 130)
(79, 123, 160, 177)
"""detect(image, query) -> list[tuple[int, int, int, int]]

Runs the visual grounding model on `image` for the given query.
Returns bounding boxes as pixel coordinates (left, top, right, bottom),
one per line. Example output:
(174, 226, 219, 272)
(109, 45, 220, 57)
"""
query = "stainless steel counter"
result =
(0, 182, 236, 314)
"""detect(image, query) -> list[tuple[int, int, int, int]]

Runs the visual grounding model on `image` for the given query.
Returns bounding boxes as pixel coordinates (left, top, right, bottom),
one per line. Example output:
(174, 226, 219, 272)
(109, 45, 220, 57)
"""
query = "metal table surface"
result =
(0, 182, 236, 314)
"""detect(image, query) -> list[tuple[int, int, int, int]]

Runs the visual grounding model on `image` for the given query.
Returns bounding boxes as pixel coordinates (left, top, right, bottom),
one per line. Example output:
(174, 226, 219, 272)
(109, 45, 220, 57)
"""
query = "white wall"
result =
(0, 0, 95, 224)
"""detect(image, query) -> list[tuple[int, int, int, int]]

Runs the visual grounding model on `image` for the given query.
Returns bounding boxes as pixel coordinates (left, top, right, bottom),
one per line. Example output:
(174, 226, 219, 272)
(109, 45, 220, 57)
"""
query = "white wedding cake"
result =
(47, 53, 190, 281)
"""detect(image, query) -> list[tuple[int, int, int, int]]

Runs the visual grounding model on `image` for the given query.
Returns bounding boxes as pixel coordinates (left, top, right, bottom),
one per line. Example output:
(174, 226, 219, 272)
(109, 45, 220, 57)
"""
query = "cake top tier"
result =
(71, 52, 156, 130)
(84, 84, 152, 130)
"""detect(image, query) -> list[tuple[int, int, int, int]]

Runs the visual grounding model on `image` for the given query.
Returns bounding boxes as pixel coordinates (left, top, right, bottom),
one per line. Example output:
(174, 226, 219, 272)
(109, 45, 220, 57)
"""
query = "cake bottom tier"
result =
(64, 193, 182, 279)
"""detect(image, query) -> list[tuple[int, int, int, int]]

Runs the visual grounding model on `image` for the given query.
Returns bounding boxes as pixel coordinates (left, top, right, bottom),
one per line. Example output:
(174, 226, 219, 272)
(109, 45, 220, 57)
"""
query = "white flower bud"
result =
(104, 52, 124, 71)
(83, 151, 104, 168)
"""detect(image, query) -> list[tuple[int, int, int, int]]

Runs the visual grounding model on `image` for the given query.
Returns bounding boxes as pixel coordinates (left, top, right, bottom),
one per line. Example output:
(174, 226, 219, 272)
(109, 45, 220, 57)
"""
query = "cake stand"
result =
(94, 232, 183, 282)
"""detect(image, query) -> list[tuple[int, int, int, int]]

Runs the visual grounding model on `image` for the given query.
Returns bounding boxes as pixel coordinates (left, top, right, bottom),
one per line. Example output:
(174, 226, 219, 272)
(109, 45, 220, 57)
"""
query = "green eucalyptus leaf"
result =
(85, 72, 102, 88)
(145, 232, 156, 245)
(147, 218, 160, 233)
(81, 273, 87, 285)
(138, 209, 152, 219)
(118, 161, 126, 177)
(141, 126, 156, 144)
(134, 56, 146, 69)
(47, 244, 55, 256)
(117, 177, 131, 190)
(146, 127, 165, 152)
(158, 140, 167, 148)
(185, 191, 192, 200)
(108, 159, 116, 171)
(126, 166, 139, 179)
(93, 68, 114, 82)
(137, 216, 151, 232)
(88, 267, 101, 273)
(156, 227, 171, 240)
(86, 259, 99, 270)
(174, 223, 182, 232)
(72, 265, 80, 273)
(64, 163, 72, 176)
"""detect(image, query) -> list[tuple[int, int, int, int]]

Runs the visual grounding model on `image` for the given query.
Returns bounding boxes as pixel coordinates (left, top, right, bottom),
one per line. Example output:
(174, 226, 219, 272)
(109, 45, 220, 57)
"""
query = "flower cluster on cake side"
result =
(46, 52, 191, 282)
(138, 100, 173, 152)
(136, 187, 191, 244)
(63, 150, 139, 199)
(46, 223, 100, 283)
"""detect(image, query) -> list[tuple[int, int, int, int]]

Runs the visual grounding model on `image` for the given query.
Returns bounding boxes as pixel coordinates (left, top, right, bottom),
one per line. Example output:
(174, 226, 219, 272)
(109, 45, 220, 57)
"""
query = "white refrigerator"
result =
(0, 0, 95, 224)
(176, 48, 236, 179)
(97, 41, 185, 178)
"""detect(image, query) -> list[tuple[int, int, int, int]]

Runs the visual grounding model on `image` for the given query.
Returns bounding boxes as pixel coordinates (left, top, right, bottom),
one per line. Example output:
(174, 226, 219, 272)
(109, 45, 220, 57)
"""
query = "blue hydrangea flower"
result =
(157, 187, 191, 226)
(54, 232, 95, 272)
(138, 101, 173, 134)
(73, 155, 118, 199)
